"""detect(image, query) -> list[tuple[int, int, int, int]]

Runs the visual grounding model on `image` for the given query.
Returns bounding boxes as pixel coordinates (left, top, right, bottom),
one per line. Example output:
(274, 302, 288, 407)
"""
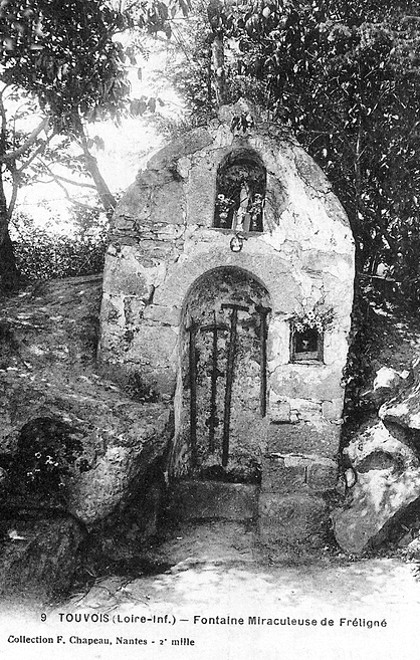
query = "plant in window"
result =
(292, 308, 334, 334)
(291, 307, 334, 362)
(230, 112, 255, 135)
(248, 193, 264, 232)
(215, 193, 235, 228)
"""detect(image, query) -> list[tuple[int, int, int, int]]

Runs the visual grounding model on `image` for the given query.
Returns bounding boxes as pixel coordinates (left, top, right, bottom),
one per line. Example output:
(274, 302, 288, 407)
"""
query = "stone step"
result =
(167, 480, 259, 523)
(258, 493, 328, 546)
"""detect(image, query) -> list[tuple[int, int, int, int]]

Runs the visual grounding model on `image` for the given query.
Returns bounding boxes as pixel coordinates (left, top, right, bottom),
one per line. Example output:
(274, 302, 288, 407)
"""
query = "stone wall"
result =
(99, 101, 355, 546)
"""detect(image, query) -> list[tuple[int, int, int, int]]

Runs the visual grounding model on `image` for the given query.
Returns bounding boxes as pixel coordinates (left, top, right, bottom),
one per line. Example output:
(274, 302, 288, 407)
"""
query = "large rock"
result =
(380, 372, 420, 431)
(371, 366, 406, 405)
(332, 421, 420, 554)
(0, 277, 172, 527)
(0, 513, 85, 600)
(67, 424, 169, 525)
(333, 353, 420, 555)
(373, 366, 404, 393)
(333, 469, 420, 554)
(344, 421, 418, 470)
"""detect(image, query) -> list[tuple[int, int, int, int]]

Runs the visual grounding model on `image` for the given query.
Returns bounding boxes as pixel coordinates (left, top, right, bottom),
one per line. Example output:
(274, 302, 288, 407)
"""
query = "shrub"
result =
(13, 227, 108, 281)
(10, 417, 90, 500)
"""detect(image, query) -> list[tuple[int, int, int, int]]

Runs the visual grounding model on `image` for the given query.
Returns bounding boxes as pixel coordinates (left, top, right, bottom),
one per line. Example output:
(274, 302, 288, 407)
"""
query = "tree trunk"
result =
(211, 35, 226, 106)
(0, 168, 19, 292)
(0, 96, 19, 292)
(353, 119, 364, 273)
(207, 0, 226, 107)
(73, 118, 116, 216)
(0, 211, 19, 292)
(80, 141, 116, 216)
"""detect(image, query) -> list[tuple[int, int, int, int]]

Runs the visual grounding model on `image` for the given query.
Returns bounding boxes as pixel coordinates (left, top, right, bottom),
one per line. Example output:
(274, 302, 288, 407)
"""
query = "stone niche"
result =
(99, 101, 355, 547)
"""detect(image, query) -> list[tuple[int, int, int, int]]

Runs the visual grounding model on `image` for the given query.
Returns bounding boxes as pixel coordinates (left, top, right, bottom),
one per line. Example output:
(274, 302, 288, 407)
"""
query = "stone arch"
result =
(169, 266, 271, 482)
(181, 265, 270, 326)
(213, 148, 266, 232)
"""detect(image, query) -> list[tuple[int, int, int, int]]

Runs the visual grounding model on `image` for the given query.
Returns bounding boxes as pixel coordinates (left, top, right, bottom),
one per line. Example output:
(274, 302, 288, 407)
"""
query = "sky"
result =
(11, 35, 186, 237)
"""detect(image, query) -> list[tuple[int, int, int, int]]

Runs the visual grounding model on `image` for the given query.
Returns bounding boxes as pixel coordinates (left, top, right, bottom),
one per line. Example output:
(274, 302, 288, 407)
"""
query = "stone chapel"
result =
(99, 101, 355, 546)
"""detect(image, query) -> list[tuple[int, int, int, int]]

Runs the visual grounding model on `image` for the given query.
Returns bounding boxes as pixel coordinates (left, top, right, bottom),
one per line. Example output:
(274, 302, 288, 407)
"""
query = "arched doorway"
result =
(175, 267, 271, 483)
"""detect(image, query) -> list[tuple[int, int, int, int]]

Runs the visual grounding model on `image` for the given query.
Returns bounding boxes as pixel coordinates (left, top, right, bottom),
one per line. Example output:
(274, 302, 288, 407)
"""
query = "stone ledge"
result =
(261, 453, 337, 494)
(261, 457, 306, 493)
(267, 422, 340, 458)
(167, 480, 259, 522)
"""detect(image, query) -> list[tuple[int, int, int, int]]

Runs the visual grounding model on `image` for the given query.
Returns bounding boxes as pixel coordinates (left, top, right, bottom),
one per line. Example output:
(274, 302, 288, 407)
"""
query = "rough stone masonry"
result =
(99, 100, 355, 546)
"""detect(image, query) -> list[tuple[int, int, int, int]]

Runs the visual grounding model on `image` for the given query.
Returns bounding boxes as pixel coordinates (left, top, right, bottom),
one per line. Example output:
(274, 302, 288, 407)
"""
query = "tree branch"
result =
(36, 160, 97, 189)
(74, 115, 116, 213)
(7, 163, 19, 218)
(17, 138, 52, 175)
(0, 93, 7, 147)
(2, 117, 50, 162)
(45, 172, 98, 210)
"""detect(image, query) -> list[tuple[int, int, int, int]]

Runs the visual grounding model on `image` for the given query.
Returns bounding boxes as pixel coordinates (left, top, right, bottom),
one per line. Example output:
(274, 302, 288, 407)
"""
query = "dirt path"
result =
(2, 522, 420, 660)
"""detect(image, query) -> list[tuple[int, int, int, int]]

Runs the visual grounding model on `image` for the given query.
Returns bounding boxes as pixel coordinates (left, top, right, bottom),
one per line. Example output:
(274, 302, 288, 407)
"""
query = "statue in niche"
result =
(214, 153, 266, 232)
(233, 181, 250, 231)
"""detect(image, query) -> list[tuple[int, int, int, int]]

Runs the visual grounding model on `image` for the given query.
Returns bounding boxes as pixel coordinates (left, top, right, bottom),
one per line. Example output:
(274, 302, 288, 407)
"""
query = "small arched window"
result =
(213, 149, 266, 232)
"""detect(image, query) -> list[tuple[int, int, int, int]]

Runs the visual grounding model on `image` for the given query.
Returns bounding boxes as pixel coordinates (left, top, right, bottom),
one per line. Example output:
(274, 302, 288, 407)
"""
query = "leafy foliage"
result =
(341, 285, 383, 420)
(10, 417, 89, 499)
(14, 230, 108, 281)
(125, 372, 160, 403)
(124, 0, 191, 39)
(291, 307, 334, 334)
(1, 0, 130, 131)
(0, 0, 191, 290)
(12, 210, 108, 281)
(1, 0, 191, 130)
(0, 1, 126, 289)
